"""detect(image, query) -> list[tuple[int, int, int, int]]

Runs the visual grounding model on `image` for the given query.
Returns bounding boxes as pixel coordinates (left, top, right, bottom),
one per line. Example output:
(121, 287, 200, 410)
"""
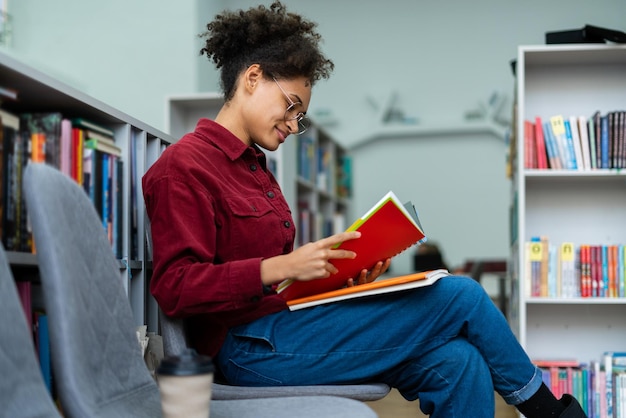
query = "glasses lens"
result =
(284, 104, 310, 135)
(297, 116, 311, 135)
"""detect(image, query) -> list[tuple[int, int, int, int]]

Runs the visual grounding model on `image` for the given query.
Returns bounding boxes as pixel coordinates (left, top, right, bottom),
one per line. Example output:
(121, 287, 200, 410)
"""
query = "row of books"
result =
(0, 108, 124, 257)
(526, 238, 626, 298)
(296, 200, 346, 246)
(524, 111, 626, 170)
(535, 352, 626, 418)
(15, 281, 54, 396)
(296, 134, 352, 197)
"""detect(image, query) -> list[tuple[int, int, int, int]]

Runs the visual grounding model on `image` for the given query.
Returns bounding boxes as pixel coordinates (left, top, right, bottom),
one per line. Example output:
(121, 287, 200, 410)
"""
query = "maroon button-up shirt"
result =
(142, 119, 293, 357)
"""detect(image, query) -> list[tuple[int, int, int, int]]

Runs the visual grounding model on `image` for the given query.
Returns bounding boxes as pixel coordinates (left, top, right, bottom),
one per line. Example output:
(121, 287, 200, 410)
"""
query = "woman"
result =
(142, 2, 586, 417)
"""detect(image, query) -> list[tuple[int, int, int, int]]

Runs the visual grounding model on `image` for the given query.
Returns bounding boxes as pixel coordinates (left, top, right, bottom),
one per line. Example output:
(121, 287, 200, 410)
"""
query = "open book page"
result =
(287, 269, 450, 311)
(277, 191, 427, 301)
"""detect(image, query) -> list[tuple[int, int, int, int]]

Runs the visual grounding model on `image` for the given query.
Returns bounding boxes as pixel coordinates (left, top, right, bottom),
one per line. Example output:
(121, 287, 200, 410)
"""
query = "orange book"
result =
(31, 132, 46, 163)
(286, 269, 449, 311)
(277, 191, 427, 301)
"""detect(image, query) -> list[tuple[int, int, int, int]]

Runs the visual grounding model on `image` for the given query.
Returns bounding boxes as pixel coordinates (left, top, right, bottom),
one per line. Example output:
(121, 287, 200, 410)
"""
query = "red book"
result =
(71, 127, 84, 184)
(534, 116, 549, 169)
(524, 120, 536, 168)
(579, 245, 591, 297)
(277, 191, 426, 301)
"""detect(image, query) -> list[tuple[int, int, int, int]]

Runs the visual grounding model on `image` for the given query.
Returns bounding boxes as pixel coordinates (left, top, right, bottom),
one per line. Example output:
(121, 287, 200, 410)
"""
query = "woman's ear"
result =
(244, 64, 263, 93)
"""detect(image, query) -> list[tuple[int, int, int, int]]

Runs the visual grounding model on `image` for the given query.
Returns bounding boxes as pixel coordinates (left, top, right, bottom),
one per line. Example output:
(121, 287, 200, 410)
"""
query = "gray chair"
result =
(0, 244, 62, 418)
(146, 210, 391, 402)
(23, 162, 379, 418)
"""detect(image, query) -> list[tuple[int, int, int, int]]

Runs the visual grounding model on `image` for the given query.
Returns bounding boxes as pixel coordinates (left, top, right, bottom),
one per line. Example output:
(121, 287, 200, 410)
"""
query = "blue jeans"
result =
(216, 276, 543, 417)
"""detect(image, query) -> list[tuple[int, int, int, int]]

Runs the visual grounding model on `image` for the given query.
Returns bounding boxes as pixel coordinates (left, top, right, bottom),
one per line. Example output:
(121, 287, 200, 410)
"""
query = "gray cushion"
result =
(211, 396, 379, 418)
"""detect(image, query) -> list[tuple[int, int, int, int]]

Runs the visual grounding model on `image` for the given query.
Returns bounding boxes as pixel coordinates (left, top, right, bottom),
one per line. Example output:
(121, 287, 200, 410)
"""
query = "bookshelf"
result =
(0, 51, 176, 332)
(166, 93, 352, 247)
(509, 44, 626, 365)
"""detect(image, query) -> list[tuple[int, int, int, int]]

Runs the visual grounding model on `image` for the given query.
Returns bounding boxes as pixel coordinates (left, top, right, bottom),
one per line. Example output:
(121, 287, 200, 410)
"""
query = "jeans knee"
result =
(444, 338, 490, 377)
(436, 275, 488, 303)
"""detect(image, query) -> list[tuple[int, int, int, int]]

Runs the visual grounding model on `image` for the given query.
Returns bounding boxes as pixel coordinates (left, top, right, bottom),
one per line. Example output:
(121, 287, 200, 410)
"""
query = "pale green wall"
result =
(8, 0, 201, 132)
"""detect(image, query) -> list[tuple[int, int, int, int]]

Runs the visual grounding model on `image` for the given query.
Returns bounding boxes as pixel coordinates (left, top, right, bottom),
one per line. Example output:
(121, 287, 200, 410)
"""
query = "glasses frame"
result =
(272, 77, 310, 135)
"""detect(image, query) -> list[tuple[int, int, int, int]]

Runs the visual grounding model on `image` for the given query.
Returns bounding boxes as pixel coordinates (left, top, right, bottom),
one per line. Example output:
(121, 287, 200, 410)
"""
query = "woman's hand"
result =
(287, 231, 363, 281)
(346, 258, 391, 287)
(261, 231, 363, 285)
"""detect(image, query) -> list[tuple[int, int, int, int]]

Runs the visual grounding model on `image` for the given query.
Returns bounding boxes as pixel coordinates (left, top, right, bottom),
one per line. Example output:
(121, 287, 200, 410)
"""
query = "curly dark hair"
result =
(199, 1, 334, 101)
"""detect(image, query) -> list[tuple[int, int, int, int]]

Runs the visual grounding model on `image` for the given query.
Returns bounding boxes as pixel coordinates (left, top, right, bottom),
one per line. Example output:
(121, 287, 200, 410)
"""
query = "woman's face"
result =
(244, 74, 312, 151)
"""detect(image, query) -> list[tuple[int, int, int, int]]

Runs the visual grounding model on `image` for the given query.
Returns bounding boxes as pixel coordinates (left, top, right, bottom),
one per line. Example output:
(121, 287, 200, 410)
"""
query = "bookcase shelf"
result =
(166, 93, 352, 248)
(0, 51, 176, 332)
(509, 44, 626, 365)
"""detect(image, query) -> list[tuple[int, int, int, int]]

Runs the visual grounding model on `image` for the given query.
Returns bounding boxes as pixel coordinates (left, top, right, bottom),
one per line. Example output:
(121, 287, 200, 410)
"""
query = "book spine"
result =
(577, 115, 592, 171)
(601, 115, 610, 169)
(550, 115, 575, 169)
(563, 118, 580, 170)
(534, 116, 549, 169)
(542, 122, 562, 169)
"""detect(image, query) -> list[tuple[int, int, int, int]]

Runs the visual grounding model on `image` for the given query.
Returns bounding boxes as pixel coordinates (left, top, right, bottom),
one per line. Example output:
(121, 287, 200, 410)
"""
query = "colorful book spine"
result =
(600, 115, 610, 169)
(542, 121, 562, 169)
(550, 115, 576, 169)
(534, 116, 549, 169)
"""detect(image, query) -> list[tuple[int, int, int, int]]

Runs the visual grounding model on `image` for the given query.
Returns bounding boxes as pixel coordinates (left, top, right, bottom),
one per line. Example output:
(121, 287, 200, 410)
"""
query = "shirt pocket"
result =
(225, 196, 274, 218)
(221, 195, 285, 258)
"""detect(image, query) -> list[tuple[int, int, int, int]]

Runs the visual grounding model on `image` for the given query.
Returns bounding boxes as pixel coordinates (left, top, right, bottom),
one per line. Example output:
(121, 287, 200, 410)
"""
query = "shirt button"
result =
(283, 221, 291, 228)
(250, 164, 257, 171)
(267, 191, 275, 198)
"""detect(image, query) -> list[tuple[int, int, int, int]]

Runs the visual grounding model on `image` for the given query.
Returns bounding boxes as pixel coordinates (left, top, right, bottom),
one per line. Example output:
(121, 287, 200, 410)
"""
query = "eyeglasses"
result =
(272, 77, 311, 135)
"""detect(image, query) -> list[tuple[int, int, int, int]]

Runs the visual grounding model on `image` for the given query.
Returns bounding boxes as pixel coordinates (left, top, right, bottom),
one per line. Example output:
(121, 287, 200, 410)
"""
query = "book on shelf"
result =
(71, 117, 115, 137)
(60, 118, 72, 177)
(0, 109, 17, 249)
(534, 116, 549, 169)
(564, 118, 584, 170)
(21, 113, 63, 168)
(34, 311, 53, 394)
(527, 111, 626, 171)
(559, 242, 576, 298)
(0, 105, 126, 254)
(15, 280, 32, 328)
(525, 239, 626, 299)
(542, 121, 562, 169)
(277, 190, 427, 301)
(336, 154, 352, 198)
(600, 115, 610, 169)
(533, 359, 581, 368)
(524, 119, 536, 169)
(549, 115, 576, 169)
(287, 269, 450, 311)
(71, 127, 84, 185)
(577, 115, 592, 171)
(84, 135, 122, 157)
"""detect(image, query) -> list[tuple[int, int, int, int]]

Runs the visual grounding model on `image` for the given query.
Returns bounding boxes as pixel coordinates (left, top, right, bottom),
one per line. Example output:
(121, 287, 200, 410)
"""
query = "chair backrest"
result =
(23, 163, 162, 418)
(0, 244, 61, 418)
(146, 216, 188, 358)
(158, 309, 189, 357)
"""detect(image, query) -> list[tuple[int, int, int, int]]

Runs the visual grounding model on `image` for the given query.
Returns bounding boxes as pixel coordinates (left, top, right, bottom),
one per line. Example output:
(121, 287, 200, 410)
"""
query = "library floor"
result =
(366, 389, 518, 417)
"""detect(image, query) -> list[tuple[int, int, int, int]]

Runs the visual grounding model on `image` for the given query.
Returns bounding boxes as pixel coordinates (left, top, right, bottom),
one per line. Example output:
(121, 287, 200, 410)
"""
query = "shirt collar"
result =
(195, 118, 268, 166)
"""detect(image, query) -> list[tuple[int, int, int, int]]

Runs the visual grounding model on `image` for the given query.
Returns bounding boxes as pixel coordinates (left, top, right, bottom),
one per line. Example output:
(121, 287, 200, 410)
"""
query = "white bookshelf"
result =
(166, 93, 352, 247)
(510, 44, 626, 363)
(0, 51, 175, 332)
